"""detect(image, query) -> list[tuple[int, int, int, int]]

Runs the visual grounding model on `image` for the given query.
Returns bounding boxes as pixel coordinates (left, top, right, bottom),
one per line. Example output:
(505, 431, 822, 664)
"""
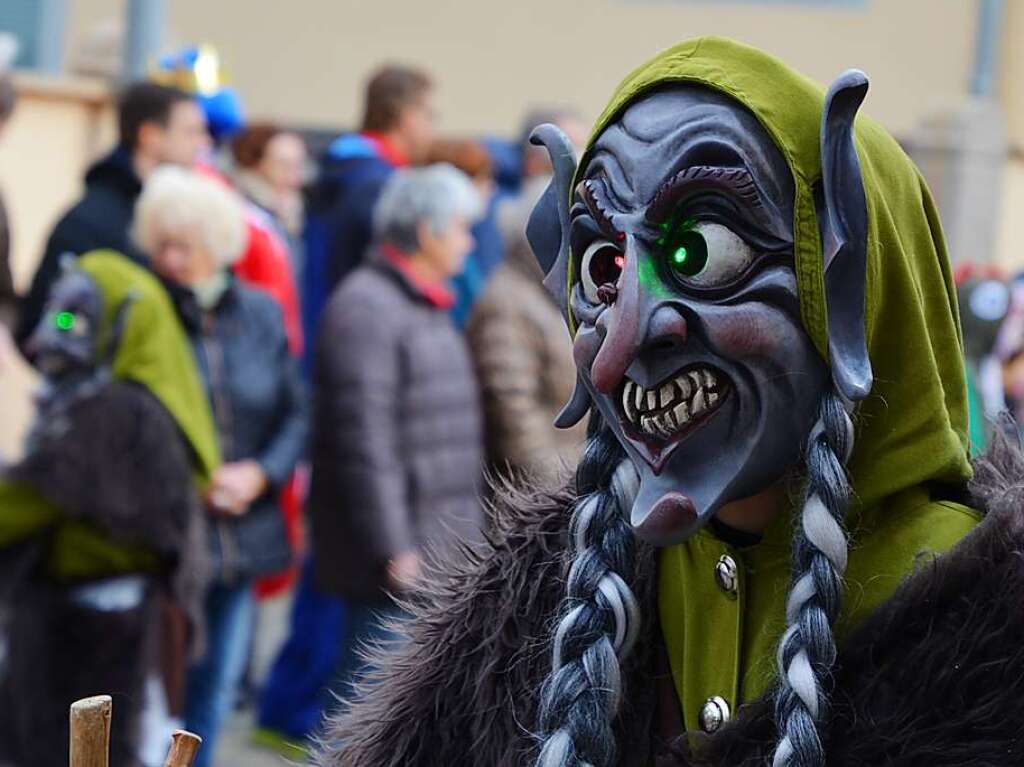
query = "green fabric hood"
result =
(78, 250, 220, 480)
(575, 36, 971, 509)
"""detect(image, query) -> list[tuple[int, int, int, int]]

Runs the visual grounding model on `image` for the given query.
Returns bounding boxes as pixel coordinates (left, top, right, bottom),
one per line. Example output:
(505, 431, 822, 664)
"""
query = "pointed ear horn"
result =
(58, 252, 77, 275)
(554, 371, 592, 429)
(819, 69, 872, 403)
(105, 289, 139, 365)
(526, 124, 593, 428)
(526, 123, 577, 317)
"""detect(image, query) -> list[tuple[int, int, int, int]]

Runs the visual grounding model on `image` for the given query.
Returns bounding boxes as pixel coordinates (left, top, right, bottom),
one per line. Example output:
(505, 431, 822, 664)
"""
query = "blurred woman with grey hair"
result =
(309, 163, 485, 710)
(134, 166, 307, 767)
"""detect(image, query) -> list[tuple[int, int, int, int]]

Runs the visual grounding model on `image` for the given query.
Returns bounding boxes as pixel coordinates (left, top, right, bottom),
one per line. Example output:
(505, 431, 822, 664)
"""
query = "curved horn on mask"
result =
(554, 371, 592, 428)
(527, 123, 593, 429)
(818, 69, 873, 403)
(526, 123, 577, 316)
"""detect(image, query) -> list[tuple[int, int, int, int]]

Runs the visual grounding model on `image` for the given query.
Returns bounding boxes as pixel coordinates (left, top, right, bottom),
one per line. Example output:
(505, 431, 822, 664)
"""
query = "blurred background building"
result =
(0, 0, 1021, 458)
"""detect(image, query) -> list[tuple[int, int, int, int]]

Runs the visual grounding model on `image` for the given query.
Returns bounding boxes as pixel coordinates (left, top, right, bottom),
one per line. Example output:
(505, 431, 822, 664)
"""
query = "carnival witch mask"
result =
(528, 75, 872, 546)
(27, 263, 103, 380)
(27, 258, 135, 383)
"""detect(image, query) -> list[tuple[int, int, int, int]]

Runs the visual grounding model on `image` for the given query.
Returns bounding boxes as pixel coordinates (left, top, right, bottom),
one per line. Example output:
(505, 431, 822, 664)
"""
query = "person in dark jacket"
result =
(310, 164, 485, 708)
(16, 81, 208, 349)
(303, 64, 435, 370)
(133, 166, 306, 767)
(250, 64, 438, 752)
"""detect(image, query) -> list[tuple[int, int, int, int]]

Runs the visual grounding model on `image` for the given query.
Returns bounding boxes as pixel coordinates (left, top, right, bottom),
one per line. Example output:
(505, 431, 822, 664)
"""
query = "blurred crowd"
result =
(957, 265, 1024, 452)
(0, 53, 593, 767)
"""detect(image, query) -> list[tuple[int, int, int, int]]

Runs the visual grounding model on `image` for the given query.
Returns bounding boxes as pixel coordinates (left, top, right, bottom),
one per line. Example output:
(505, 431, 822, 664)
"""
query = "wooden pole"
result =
(69, 695, 112, 767)
(163, 730, 202, 767)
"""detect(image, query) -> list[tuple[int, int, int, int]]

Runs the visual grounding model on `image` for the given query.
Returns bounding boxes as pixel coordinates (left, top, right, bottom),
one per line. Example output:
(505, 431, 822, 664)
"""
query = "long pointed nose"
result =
(590, 244, 640, 394)
(590, 249, 689, 394)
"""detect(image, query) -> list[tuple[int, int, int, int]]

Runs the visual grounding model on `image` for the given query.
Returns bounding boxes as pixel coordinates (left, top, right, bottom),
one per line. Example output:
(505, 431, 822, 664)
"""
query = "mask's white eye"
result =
(580, 239, 624, 304)
(70, 314, 91, 337)
(663, 222, 755, 289)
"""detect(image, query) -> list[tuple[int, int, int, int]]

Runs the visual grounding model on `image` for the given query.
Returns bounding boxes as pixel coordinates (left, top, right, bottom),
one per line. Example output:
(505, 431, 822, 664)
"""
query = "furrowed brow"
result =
(645, 166, 764, 224)
(576, 178, 625, 240)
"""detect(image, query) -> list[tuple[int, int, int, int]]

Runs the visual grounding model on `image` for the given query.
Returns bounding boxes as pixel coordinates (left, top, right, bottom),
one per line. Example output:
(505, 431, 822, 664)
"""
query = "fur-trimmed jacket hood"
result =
(318, 438, 1024, 766)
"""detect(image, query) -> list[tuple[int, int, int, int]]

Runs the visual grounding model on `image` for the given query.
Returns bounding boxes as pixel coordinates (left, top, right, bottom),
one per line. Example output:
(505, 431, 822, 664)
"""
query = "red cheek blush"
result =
(709, 310, 788, 358)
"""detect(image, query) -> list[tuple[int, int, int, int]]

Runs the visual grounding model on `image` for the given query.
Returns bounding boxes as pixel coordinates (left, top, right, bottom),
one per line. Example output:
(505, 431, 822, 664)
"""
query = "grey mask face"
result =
(27, 270, 103, 381)
(527, 71, 873, 547)
(566, 87, 827, 545)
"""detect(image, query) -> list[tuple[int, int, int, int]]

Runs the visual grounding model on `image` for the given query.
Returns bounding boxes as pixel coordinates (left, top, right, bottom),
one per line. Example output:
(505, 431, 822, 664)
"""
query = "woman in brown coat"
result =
(466, 112, 589, 484)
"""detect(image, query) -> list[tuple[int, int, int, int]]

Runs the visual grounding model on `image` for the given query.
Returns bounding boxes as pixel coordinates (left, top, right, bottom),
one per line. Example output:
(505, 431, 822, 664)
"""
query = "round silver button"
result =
(698, 695, 731, 734)
(715, 554, 738, 597)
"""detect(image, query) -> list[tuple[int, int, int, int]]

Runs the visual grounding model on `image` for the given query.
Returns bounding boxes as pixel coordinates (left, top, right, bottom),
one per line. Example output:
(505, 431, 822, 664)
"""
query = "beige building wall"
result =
(0, 74, 114, 458)
(1001, 0, 1024, 150)
(70, 0, 979, 138)
(996, 1, 1024, 272)
(0, 75, 114, 289)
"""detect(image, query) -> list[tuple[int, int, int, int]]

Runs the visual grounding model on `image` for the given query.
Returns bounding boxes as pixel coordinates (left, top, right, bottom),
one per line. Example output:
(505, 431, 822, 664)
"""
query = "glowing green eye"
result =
(657, 218, 756, 289)
(665, 229, 708, 278)
(55, 311, 76, 331)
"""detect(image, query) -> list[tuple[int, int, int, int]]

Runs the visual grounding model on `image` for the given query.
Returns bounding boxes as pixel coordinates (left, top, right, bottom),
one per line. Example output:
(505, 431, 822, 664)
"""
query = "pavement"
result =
(207, 593, 308, 767)
(216, 711, 297, 767)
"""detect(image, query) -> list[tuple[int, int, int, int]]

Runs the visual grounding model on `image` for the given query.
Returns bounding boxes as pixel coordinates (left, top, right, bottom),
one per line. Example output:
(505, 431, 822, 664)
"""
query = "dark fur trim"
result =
(317, 481, 658, 767)
(0, 584, 155, 767)
(10, 381, 195, 555)
(320, 436, 1024, 766)
(8, 380, 209, 655)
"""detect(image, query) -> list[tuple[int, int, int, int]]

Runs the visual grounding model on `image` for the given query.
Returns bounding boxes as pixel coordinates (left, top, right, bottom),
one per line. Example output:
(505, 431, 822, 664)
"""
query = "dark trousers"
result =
(184, 581, 255, 767)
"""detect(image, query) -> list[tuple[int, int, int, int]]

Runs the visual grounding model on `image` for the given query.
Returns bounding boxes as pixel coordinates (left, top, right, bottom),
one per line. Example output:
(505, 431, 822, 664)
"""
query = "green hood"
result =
(574, 36, 971, 510)
(78, 250, 220, 480)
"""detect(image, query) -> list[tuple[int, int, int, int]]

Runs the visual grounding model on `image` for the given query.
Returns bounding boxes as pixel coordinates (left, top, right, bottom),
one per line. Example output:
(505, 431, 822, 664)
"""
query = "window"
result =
(0, 0, 67, 72)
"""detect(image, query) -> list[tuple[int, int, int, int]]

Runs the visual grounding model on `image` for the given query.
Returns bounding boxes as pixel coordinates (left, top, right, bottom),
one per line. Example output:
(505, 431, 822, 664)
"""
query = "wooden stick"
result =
(69, 695, 112, 767)
(163, 730, 202, 767)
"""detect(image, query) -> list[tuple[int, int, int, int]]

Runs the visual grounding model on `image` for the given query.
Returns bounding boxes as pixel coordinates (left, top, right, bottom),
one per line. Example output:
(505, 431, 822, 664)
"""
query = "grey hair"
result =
(535, 425, 641, 767)
(772, 389, 855, 767)
(373, 163, 482, 252)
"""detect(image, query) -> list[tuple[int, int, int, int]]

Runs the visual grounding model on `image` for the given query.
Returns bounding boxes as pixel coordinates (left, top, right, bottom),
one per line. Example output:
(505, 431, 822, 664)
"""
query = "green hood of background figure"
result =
(78, 249, 220, 480)
(573, 36, 971, 511)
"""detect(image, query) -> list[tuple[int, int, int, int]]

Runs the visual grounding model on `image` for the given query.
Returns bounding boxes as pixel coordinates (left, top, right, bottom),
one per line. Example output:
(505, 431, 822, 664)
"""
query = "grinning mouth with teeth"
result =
(620, 366, 728, 442)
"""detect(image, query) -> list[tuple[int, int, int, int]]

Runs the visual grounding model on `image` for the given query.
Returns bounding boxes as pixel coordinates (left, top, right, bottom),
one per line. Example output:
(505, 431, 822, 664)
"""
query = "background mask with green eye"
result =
(553, 85, 829, 546)
(27, 269, 104, 380)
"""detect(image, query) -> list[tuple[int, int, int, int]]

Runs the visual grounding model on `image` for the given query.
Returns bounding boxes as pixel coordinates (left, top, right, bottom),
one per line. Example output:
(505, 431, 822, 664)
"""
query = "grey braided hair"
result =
(535, 426, 641, 767)
(772, 389, 855, 767)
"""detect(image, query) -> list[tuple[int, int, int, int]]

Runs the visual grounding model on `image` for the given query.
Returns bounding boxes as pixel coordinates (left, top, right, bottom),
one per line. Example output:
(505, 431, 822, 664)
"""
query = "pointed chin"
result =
(630, 490, 699, 546)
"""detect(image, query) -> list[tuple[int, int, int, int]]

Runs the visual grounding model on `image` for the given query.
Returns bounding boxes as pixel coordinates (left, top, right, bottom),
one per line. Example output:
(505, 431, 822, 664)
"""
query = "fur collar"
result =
(318, 438, 1024, 766)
